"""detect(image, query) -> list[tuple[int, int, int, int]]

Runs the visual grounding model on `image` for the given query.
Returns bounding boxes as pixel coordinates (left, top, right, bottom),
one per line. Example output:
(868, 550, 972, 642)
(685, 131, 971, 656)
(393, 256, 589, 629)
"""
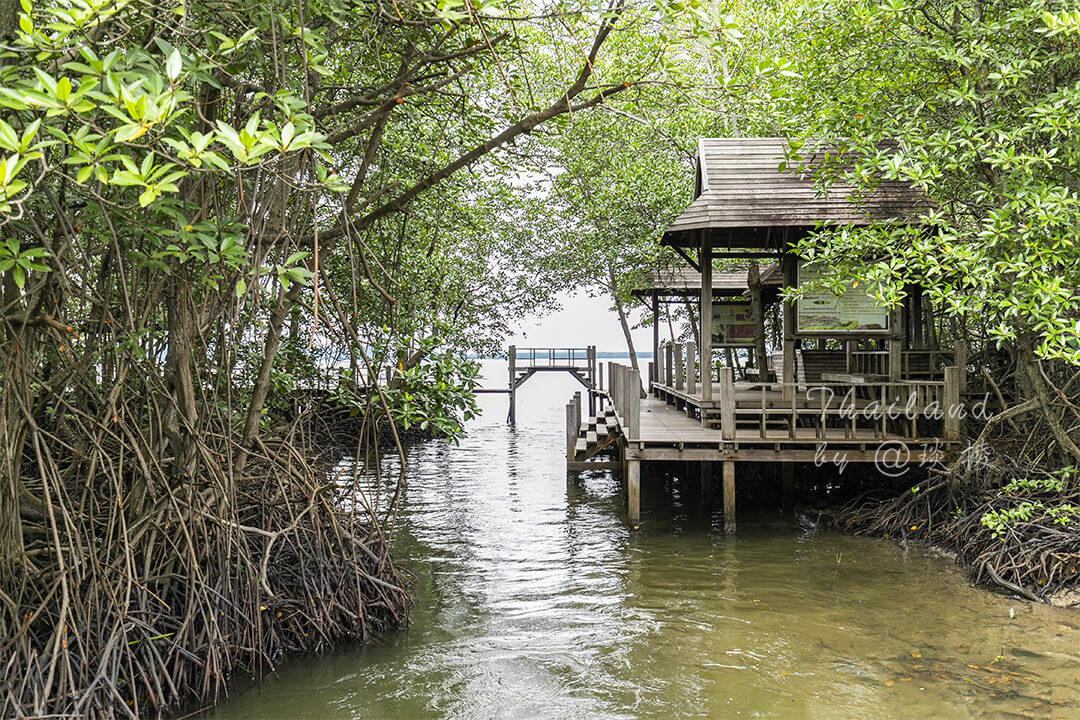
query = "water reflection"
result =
(208, 362, 1080, 719)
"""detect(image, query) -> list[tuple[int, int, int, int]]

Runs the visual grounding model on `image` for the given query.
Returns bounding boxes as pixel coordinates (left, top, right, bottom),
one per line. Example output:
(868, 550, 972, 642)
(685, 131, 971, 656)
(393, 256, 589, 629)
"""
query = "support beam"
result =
(700, 231, 714, 402)
(628, 458, 641, 525)
(723, 461, 735, 534)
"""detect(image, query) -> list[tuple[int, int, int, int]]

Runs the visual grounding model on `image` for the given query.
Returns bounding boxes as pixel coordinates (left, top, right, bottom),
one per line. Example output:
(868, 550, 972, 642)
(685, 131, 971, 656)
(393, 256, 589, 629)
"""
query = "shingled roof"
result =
(631, 263, 783, 299)
(661, 138, 928, 248)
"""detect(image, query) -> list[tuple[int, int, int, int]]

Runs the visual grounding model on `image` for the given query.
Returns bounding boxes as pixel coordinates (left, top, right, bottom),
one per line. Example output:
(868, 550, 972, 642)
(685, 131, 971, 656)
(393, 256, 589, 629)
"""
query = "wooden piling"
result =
(565, 402, 575, 462)
(722, 461, 735, 534)
(628, 458, 641, 524)
(508, 345, 517, 424)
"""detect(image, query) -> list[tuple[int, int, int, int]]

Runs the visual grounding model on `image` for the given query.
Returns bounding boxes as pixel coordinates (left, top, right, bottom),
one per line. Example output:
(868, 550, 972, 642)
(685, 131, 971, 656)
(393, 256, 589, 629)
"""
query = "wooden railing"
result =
(607, 363, 640, 440)
(513, 346, 595, 369)
(654, 340, 702, 393)
(718, 367, 962, 442)
(848, 349, 953, 380)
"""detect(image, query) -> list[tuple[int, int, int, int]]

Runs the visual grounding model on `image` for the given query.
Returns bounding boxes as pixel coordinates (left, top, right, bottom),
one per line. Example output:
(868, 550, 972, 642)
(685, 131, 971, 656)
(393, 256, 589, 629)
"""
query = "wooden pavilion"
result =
(568, 138, 967, 531)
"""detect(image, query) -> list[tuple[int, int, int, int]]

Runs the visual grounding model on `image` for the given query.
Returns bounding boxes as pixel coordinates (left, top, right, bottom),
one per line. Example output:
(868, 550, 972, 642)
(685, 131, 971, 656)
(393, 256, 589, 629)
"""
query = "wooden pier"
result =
(508, 346, 598, 424)
(564, 138, 965, 532)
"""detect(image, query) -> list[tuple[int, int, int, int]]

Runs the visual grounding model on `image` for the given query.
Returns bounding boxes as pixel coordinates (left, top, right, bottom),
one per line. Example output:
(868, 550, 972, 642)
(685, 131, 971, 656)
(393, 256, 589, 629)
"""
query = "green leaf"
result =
(166, 48, 182, 81)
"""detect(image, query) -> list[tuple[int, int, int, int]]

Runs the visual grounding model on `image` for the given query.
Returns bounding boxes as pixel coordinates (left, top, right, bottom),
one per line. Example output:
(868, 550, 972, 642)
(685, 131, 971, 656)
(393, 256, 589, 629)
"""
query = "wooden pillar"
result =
(655, 348, 664, 396)
(628, 458, 641, 525)
(888, 305, 902, 381)
(749, 261, 768, 380)
(944, 365, 962, 441)
(718, 366, 735, 436)
(652, 292, 660, 385)
(722, 461, 736, 534)
(574, 392, 581, 439)
(685, 340, 697, 395)
(782, 255, 796, 402)
(565, 402, 575, 462)
(508, 345, 517, 424)
(674, 343, 684, 391)
(665, 342, 674, 386)
(700, 230, 714, 402)
(782, 463, 794, 512)
(627, 368, 640, 440)
(701, 460, 713, 506)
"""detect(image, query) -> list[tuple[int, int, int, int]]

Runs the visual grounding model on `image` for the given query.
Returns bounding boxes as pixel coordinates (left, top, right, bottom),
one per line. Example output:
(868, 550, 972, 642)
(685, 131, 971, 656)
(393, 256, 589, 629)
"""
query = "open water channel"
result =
(208, 360, 1080, 719)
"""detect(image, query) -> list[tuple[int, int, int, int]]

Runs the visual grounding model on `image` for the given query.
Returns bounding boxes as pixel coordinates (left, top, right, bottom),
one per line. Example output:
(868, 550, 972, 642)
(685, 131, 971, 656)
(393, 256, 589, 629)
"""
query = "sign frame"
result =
(795, 261, 892, 337)
(711, 299, 758, 347)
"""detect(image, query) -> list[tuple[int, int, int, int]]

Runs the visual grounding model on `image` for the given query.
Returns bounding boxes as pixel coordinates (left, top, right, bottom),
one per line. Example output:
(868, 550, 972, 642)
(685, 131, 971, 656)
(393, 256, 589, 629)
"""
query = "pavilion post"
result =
(782, 254, 796, 402)
(888, 305, 902, 381)
(749, 261, 768, 381)
(651, 291, 660, 386)
(700, 231, 713, 402)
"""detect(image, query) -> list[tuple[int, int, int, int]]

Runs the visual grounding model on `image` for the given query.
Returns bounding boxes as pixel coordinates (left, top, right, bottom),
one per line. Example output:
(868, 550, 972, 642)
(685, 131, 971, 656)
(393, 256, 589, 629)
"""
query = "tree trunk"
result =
(1017, 334, 1080, 463)
(608, 268, 639, 375)
(163, 278, 199, 480)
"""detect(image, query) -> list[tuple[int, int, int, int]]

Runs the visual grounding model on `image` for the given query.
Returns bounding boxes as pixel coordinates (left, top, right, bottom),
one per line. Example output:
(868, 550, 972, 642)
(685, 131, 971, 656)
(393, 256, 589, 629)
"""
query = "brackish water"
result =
(210, 362, 1080, 719)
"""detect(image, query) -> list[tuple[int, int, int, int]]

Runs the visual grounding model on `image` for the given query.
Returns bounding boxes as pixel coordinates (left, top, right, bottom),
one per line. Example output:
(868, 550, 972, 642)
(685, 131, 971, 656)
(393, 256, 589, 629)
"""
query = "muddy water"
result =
(208, 361, 1080, 719)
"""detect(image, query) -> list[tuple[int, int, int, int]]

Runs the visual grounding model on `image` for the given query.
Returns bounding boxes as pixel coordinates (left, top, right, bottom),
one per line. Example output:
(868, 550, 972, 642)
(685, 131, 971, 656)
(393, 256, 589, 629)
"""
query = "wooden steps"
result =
(571, 406, 619, 463)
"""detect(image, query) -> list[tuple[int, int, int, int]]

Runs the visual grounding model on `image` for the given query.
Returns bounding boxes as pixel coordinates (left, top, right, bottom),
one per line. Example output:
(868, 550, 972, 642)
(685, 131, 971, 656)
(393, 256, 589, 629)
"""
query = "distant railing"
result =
(513, 346, 594, 368)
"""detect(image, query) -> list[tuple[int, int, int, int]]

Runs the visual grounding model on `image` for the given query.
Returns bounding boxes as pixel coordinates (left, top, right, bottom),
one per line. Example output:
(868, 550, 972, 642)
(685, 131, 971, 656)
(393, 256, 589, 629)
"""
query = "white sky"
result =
(506, 290, 653, 354)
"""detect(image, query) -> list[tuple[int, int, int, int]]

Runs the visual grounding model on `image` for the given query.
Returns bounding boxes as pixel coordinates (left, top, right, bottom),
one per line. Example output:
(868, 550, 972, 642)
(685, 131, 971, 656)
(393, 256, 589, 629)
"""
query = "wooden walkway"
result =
(569, 365, 960, 531)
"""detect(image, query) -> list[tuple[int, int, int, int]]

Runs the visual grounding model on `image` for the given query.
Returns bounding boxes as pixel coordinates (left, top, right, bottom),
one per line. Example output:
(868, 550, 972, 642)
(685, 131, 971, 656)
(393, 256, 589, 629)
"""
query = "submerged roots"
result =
(1, 416, 408, 719)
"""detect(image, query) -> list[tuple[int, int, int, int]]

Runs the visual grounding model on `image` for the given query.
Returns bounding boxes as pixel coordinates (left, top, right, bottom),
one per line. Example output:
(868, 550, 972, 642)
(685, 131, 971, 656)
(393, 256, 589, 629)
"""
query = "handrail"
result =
(607, 362, 640, 440)
(717, 374, 959, 441)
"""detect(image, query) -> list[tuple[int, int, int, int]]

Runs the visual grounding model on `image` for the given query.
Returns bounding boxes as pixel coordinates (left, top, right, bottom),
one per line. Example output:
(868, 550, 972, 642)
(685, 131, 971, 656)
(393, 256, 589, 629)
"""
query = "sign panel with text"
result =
(711, 302, 756, 346)
(796, 262, 889, 333)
